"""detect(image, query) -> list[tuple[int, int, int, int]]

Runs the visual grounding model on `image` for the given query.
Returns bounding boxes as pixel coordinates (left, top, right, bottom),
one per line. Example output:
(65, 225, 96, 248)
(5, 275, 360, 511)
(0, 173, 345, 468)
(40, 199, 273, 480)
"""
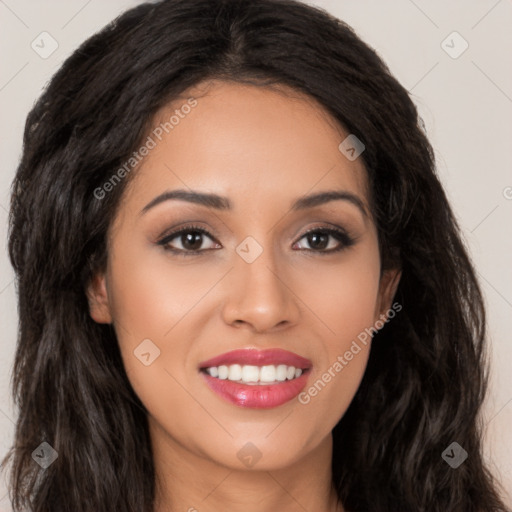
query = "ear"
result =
(85, 272, 112, 324)
(375, 268, 401, 321)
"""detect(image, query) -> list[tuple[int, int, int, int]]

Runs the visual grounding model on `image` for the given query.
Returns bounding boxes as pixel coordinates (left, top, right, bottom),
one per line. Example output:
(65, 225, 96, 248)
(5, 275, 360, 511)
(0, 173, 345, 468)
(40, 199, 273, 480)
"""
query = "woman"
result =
(2, 0, 509, 510)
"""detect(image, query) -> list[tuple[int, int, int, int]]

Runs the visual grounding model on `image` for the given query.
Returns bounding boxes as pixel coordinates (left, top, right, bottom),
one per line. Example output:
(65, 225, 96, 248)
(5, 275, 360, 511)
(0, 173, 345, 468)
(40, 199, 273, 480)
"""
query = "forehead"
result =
(121, 80, 369, 215)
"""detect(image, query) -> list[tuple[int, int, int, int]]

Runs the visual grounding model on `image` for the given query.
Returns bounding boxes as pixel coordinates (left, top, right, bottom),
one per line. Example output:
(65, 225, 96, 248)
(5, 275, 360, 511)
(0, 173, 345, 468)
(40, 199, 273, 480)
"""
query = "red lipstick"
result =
(198, 348, 312, 409)
(198, 348, 312, 370)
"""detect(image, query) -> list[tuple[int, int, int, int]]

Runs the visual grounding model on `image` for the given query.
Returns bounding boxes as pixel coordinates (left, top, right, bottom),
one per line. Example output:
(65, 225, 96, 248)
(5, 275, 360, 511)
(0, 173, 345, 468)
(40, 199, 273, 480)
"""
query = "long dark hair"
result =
(3, 0, 509, 510)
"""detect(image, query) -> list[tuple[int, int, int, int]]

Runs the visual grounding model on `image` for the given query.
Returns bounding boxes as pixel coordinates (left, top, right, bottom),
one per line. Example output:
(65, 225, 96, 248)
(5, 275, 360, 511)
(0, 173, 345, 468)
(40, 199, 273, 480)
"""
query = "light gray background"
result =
(1, 0, 511, 508)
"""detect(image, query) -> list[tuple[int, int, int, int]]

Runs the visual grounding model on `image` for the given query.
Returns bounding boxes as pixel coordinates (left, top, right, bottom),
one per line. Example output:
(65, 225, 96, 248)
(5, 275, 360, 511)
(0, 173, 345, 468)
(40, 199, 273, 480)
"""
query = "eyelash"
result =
(156, 223, 356, 257)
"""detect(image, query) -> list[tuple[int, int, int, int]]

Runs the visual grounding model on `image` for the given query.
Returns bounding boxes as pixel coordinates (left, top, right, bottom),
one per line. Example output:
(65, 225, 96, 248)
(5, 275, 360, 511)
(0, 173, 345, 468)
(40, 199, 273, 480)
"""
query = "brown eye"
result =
(157, 225, 220, 255)
(293, 227, 355, 254)
(157, 224, 355, 257)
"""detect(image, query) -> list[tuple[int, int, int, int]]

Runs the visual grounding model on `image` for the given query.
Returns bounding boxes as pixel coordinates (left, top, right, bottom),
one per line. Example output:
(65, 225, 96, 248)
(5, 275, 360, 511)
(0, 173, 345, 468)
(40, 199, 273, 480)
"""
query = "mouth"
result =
(198, 348, 312, 409)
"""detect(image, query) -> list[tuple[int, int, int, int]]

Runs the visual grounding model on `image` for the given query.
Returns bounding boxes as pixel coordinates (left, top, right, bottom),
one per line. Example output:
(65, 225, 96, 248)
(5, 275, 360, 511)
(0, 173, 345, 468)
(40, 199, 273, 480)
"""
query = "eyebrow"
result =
(140, 188, 368, 218)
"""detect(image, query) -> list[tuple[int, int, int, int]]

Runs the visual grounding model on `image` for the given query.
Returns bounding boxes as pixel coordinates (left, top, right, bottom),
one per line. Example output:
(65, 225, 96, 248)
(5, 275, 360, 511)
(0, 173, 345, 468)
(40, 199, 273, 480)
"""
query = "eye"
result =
(293, 227, 355, 254)
(156, 224, 355, 256)
(157, 224, 220, 255)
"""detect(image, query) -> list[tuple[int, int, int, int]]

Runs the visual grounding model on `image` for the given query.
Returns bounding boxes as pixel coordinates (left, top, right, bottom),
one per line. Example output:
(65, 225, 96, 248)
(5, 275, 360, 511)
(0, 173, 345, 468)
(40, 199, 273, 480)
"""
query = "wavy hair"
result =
(3, 0, 509, 510)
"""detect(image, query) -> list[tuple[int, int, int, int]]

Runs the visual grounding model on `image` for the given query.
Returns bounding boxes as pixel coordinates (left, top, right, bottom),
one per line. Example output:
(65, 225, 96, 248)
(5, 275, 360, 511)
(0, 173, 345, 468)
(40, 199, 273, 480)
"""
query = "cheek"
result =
(298, 246, 381, 343)
(107, 240, 212, 340)
(294, 249, 380, 423)
(105, 243, 201, 394)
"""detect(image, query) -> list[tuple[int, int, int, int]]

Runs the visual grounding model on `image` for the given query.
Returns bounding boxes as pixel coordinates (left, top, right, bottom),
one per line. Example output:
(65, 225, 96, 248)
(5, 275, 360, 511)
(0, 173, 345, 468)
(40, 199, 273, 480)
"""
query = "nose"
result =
(221, 242, 301, 333)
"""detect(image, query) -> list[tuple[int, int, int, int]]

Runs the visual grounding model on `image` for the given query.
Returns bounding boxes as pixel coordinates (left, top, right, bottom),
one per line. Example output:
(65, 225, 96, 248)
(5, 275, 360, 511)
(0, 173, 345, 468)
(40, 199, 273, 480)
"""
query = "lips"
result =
(198, 348, 312, 369)
(198, 348, 312, 409)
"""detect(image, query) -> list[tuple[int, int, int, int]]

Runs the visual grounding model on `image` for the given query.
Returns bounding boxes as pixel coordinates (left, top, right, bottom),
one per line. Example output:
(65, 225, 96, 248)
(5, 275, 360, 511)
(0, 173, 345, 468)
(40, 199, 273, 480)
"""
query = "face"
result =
(87, 80, 400, 472)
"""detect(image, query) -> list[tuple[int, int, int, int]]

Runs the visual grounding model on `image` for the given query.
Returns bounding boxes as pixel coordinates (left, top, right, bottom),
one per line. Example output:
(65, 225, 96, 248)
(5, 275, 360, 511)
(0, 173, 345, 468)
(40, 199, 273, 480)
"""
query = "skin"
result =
(87, 79, 401, 512)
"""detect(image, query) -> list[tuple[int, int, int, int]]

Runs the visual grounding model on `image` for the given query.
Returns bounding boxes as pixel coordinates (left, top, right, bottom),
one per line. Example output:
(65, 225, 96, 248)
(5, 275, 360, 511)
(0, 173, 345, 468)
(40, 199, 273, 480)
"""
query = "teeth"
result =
(241, 365, 259, 383)
(260, 365, 276, 382)
(217, 365, 229, 379)
(205, 364, 304, 384)
(228, 364, 242, 381)
(276, 364, 287, 381)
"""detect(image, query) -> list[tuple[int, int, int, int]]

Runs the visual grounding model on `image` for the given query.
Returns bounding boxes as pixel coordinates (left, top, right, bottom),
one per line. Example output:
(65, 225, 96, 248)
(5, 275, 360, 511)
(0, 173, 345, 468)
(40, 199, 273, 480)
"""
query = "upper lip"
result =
(198, 348, 312, 370)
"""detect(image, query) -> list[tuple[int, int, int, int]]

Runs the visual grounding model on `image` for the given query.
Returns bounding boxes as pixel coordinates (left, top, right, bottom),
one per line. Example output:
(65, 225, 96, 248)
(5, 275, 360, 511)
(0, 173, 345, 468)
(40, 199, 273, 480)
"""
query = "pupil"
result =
(309, 232, 328, 249)
(183, 232, 202, 250)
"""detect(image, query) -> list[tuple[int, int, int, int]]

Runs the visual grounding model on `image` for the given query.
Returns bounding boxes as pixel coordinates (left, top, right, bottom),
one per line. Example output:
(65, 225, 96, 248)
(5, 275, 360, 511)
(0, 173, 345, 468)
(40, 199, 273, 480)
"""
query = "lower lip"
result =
(200, 371, 310, 409)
